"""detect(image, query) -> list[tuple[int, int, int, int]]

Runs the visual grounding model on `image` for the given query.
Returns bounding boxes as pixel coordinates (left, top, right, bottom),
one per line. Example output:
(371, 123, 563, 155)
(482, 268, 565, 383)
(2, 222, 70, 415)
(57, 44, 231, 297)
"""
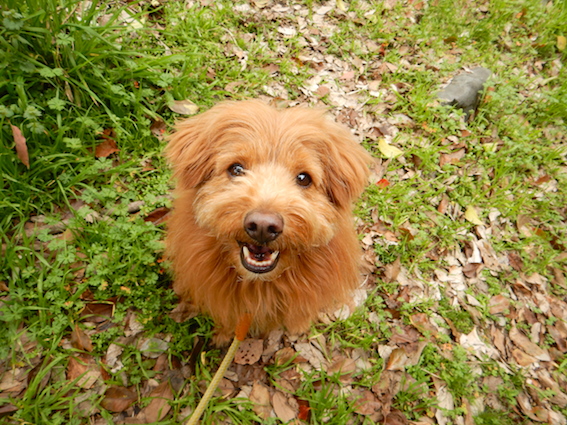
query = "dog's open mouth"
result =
(239, 242, 280, 274)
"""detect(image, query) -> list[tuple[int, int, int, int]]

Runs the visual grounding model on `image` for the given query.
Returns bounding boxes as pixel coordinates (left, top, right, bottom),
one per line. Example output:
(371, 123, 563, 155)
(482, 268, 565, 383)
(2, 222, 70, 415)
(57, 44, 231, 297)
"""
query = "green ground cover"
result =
(1, 0, 566, 424)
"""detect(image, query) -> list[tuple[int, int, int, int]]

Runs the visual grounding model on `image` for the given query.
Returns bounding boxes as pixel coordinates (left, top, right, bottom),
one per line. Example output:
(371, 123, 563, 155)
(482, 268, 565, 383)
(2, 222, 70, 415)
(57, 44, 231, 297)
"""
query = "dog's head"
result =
(167, 100, 372, 278)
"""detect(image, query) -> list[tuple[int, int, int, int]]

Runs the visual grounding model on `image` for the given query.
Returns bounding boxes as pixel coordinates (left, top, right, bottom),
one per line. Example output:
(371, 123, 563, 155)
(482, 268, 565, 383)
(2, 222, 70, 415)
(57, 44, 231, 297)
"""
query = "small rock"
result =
(437, 67, 492, 118)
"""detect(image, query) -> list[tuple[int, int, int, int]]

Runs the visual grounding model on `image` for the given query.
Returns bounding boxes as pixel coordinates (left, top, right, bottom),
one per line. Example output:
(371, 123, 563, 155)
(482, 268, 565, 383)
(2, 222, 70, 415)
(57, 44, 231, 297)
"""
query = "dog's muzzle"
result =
(239, 211, 283, 274)
(239, 243, 280, 274)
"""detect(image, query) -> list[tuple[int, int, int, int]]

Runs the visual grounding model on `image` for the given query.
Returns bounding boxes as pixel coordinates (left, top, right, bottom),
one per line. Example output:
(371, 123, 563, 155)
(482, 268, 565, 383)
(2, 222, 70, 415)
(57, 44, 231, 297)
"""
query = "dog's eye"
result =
(296, 172, 312, 187)
(228, 163, 245, 177)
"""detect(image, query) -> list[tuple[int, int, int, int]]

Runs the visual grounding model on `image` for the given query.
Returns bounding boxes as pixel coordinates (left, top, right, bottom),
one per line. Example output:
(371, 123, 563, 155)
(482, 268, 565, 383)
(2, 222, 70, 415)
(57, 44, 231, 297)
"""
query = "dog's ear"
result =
(321, 122, 372, 209)
(166, 112, 216, 189)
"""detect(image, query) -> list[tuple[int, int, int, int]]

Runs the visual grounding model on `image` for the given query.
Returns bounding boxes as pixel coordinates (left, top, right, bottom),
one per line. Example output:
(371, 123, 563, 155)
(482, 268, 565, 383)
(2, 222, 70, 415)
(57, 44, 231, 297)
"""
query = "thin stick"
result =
(185, 314, 252, 425)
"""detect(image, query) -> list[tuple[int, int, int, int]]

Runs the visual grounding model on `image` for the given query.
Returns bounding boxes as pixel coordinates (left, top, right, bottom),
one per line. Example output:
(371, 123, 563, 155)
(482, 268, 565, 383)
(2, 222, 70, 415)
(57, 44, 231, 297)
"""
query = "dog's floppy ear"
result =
(166, 111, 216, 189)
(321, 122, 372, 209)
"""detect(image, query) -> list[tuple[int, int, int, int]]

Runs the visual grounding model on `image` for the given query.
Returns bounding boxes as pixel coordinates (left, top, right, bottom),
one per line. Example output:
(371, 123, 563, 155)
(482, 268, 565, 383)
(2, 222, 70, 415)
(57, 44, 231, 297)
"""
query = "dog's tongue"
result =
(247, 244, 272, 256)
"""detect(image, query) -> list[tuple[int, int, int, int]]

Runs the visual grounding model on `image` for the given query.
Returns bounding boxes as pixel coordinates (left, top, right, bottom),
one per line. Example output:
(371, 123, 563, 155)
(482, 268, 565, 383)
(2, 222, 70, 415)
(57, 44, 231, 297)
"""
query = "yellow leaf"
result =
(169, 99, 199, 115)
(378, 139, 403, 159)
(336, 0, 347, 12)
(557, 35, 567, 52)
(465, 205, 483, 226)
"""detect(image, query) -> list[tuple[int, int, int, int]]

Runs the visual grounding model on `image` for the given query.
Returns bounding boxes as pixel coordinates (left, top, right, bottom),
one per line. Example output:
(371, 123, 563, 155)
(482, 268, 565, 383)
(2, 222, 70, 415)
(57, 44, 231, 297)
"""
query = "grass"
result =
(1, 0, 567, 424)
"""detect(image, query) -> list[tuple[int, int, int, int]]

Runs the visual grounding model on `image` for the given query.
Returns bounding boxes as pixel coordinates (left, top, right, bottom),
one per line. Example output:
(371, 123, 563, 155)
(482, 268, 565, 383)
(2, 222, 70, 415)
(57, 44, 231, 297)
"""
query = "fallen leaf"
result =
(71, 324, 93, 352)
(376, 178, 390, 189)
(438, 194, 450, 214)
(143, 207, 170, 225)
(316, 85, 330, 97)
(464, 205, 483, 226)
(439, 148, 465, 166)
(297, 399, 311, 421)
(0, 403, 19, 417)
(557, 35, 567, 51)
(272, 390, 298, 422)
(11, 124, 29, 168)
(234, 338, 264, 365)
(169, 99, 199, 115)
(294, 342, 326, 370)
(354, 390, 381, 416)
(378, 139, 403, 159)
(137, 381, 174, 423)
(95, 139, 119, 158)
(383, 258, 401, 283)
(150, 119, 166, 139)
(67, 355, 101, 389)
(340, 70, 355, 80)
(509, 327, 551, 361)
(250, 381, 272, 419)
(488, 295, 510, 315)
(101, 386, 137, 412)
(274, 346, 297, 366)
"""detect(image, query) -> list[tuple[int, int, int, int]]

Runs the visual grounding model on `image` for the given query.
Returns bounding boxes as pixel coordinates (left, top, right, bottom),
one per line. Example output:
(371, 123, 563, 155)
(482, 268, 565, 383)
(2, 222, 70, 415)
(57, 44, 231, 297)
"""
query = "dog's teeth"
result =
(242, 245, 251, 258)
(272, 251, 279, 260)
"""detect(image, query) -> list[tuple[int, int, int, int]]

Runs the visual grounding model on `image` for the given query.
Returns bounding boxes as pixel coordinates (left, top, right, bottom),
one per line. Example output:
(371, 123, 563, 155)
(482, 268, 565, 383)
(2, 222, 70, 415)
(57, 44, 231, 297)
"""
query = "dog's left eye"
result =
(228, 163, 245, 177)
(296, 172, 312, 187)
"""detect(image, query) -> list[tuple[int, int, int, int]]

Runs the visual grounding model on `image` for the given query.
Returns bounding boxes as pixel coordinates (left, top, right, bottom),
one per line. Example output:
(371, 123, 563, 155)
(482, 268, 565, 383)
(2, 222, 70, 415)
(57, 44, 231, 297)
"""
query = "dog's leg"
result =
(212, 326, 234, 347)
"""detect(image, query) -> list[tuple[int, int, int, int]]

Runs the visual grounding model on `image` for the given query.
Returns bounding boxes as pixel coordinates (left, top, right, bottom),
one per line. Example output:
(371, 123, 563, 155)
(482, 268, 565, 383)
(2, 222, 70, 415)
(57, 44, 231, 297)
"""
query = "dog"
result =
(166, 100, 372, 345)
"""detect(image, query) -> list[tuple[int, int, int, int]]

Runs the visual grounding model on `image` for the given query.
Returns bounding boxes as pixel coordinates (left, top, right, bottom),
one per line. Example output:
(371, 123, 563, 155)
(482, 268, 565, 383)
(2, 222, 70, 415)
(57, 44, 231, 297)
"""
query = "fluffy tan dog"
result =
(166, 100, 372, 345)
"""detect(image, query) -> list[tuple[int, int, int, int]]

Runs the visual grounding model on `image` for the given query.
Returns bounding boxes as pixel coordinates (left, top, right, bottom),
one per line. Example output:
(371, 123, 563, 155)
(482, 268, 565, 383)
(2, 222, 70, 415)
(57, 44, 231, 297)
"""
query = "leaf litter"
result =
(2, 0, 567, 424)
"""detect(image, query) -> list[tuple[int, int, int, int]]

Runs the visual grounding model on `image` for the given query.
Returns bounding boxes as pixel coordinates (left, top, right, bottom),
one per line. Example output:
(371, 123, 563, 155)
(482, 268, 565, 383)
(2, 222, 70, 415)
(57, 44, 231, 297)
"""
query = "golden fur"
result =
(166, 100, 372, 345)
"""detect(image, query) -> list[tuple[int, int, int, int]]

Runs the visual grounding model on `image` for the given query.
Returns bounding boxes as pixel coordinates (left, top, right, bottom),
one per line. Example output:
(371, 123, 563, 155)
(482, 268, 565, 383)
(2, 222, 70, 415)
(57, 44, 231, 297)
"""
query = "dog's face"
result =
(167, 101, 370, 280)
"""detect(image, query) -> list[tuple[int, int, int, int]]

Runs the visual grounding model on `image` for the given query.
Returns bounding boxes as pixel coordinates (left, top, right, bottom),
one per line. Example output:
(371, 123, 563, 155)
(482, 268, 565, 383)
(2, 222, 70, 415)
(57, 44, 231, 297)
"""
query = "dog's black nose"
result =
(244, 211, 284, 244)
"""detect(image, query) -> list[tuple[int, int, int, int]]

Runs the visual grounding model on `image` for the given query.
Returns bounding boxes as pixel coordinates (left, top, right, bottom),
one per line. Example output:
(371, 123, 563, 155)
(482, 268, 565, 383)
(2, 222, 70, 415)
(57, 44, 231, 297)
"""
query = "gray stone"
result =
(437, 67, 492, 118)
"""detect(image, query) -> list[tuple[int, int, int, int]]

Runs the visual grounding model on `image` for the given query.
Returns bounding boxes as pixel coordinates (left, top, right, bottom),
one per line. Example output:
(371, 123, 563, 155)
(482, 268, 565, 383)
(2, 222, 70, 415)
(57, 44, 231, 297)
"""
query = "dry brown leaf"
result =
(11, 124, 29, 168)
(95, 139, 119, 158)
(354, 390, 382, 416)
(250, 381, 272, 419)
(272, 390, 298, 422)
(71, 324, 93, 352)
(439, 148, 465, 166)
(548, 320, 567, 352)
(316, 85, 330, 97)
(274, 346, 296, 366)
(517, 393, 551, 422)
(294, 342, 327, 370)
(511, 348, 537, 366)
(0, 404, 19, 417)
(383, 258, 401, 283)
(516, 214, 533, 237)
(488, 295, 510, 315)
(327, 356, 357, 376)
(67, 355, 101, 389)
(234, 339, 264, 365)
(150, 118, 166, 139)
(101, 386, 137, 412)
(437, 194, 450, 214)
(137, 381, 173, 423)
(509, 327, 551, 361)
(143, 206, 170, 225)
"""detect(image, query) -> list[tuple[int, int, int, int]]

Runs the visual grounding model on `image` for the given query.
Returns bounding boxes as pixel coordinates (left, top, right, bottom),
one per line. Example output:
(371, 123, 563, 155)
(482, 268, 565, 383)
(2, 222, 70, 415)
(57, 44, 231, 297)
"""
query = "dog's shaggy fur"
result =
(166, 100, 372, 345)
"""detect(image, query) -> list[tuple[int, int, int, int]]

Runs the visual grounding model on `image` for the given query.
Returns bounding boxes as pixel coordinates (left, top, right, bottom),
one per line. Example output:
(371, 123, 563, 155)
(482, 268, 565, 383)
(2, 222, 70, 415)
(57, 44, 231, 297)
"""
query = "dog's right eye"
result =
(228, 163, 245, 177)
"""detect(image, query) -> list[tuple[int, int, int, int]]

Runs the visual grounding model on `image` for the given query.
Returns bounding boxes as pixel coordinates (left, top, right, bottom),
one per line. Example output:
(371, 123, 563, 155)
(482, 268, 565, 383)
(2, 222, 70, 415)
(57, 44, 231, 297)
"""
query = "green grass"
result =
(1, 0, 567, 423)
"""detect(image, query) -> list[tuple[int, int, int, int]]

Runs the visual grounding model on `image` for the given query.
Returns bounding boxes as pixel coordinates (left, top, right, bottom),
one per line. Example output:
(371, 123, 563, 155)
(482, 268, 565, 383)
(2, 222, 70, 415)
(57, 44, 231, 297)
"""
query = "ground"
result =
(0, 0, 566, 424)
